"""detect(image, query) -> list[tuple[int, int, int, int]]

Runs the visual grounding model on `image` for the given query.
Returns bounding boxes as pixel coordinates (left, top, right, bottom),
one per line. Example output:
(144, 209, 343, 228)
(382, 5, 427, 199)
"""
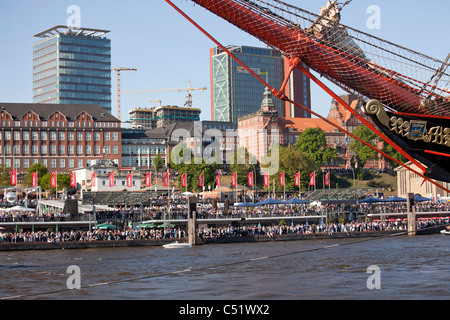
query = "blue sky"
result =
(0, 0, 448, 125)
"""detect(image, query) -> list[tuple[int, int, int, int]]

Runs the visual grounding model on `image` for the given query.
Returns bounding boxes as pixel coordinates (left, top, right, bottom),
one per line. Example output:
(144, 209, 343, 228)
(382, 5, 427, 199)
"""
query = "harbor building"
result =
(0, 102, 121, 174)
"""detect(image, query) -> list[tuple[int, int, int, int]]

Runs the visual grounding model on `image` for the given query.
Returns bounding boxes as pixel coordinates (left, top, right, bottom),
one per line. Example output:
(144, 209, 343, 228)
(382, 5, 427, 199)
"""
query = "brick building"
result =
(238, 90, 389, 170)
(0, 103, 122, 174)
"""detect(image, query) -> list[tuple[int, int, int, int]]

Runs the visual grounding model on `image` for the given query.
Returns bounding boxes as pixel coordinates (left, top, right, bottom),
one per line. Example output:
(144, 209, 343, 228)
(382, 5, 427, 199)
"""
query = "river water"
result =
(0, 234, 448, 300)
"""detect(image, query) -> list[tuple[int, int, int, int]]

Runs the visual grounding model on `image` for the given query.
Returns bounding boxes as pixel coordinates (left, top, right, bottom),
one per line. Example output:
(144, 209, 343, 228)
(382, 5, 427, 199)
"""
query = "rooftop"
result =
(0, 102, 119, 122)
(34, 25, 110, 39)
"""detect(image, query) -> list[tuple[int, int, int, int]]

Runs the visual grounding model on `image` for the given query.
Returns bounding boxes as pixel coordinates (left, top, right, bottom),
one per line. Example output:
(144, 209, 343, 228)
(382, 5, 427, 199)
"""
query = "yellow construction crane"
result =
(112, 67, 137, 120)
(123, 81, 207, 108)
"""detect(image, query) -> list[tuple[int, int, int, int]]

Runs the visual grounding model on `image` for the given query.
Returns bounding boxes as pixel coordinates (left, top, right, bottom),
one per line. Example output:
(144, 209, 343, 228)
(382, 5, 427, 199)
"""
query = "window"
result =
(112, 146, 118, 154)
(86, 145, 91, 154)
(105, 132, 110, 141)
(77, 132, 83, 141)
(50, 145, 56, 155)
(50, 159, 56, 168)
(14, 132, 20, 140)
(68, 145, 74, 155)
(23, 145, 29, 155)
(23, 132, 30, 141)
(86, 132, 91, 141)
(60, 159, 65, 168)
(112, 132, 118, 141)
(94, 132, 100, 141)
(59, 132, 65, 141)
(68, 132, 74, 141)
(104, 146, 110, 154)
(77, 159, 83, 168)
(59, 145, 65, 155)
(77, 145, 83, 155)
(50, 132, 56, 141)
(41, 145, 47, 154)
(69, 159, 75, 168)
(41, 132, 47, 140)
(32, 132, 39, 141)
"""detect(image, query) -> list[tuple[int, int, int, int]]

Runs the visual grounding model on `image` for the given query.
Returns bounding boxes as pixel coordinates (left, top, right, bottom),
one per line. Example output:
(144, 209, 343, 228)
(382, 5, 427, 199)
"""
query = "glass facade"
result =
(211, 46, 284, 124)
(33, 32, 112, 113)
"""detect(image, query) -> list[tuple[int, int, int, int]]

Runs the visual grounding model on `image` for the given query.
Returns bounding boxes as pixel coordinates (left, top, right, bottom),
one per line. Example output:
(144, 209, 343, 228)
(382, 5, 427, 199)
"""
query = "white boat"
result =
(440, 229, 450, 235)
(162, 241, 192, 249)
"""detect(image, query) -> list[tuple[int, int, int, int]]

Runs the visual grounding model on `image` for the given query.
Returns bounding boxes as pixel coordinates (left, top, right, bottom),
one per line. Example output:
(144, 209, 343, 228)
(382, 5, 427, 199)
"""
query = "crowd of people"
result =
(1, 216, 448, 244)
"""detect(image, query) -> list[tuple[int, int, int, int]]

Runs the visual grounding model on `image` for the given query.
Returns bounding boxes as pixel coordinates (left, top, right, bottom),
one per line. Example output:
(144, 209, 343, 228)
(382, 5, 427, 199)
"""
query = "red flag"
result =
(145, 172, 152, 187)
(310, 172, 316, 186)
(279, 172, 285, 186)
(181, 172, 187, 188)
(51, 172, 57, 188)
(127, 172, 133, 188)
(109, 172, 114, 188)
(31, 172, 38, 188)
(163, 171, 169, 187)
(10, 169, 17, 186)
(198, 172, 204, 187)
(325, 172, 330, 186)
(248, 171, 253, 187)
(295, 172, 301, 187)
(91, 171, 96, 187)
(216, 172, 221, 187)
(264, 172, 270, 187)
(231, 172, 237, 187)
(70, 172, 77, 188)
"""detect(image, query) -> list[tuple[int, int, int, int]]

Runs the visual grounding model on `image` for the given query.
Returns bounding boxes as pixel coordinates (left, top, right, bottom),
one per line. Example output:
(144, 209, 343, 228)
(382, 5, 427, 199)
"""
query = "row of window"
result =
(0, 157, 117, 170)
(0, 144, 119, 156)
(1, 131, 119, 141)
(0, 120, 119, 129)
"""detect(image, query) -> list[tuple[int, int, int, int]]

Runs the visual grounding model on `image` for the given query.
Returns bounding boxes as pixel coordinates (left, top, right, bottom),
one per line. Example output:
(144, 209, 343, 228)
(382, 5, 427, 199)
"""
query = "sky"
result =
(0, 0, 448, 126)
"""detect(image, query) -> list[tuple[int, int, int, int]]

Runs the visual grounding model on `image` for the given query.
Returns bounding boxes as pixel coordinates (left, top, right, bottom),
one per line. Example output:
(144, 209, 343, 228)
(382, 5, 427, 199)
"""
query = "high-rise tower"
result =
(33, 26, 112, 113)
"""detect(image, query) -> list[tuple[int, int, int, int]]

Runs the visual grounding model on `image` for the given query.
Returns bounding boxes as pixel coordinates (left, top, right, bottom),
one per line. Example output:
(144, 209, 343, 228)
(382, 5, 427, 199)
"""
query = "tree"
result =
(0, 164, 12, 186)
(153, 153, 165, 173)
(349, 126, 378, 168)
(228, 147, 260, 186)
(169, 145, 219, 192)
(24, 163, 48, 187)
(262, 145, 315, 191)
(40, 173, 70, 195)
(382, 143, 407, 169)
(295, 127, 337, 167)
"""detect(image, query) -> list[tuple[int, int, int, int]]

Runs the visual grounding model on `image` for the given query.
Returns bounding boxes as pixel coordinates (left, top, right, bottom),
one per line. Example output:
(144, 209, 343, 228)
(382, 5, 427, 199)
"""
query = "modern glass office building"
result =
(33, 26, 112, 113)
(210, 45, 311, 124)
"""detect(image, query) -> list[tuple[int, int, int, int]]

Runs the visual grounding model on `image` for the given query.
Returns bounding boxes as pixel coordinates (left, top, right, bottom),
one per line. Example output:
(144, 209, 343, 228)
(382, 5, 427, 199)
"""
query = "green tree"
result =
(295, 127, 337, 167)
(263, 145, 315, 192)
(349, 126, 378, 168)
(382, 143, 407, 169)
(153, 153, 165, 173)
(40, 173, 70, 194)
(0, 164, 12, 186)
(24, 163, 48, 187)
(228, 147, 260, 186)
(169, 144, 219, 192)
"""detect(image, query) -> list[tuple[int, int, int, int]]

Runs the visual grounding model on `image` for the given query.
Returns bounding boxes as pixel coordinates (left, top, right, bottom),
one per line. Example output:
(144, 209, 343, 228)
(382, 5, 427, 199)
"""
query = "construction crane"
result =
(112, 67, 137, 120)
(123, 81, 207, 108)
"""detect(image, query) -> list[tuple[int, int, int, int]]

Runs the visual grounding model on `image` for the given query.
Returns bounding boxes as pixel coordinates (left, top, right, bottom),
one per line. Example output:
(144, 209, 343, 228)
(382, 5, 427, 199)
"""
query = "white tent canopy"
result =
(0, 206, 36, 212)
(37, 200, 114, 214)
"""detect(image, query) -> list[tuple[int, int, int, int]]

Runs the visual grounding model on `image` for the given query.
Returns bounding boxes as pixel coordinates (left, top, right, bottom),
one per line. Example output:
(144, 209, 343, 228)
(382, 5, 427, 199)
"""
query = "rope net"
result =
(190, 0, 450, 116)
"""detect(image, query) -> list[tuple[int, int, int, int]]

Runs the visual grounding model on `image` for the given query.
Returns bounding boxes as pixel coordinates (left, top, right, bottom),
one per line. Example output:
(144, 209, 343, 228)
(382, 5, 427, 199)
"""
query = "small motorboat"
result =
(440, 229, 450, 235)
(163, 241, 193, 249)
